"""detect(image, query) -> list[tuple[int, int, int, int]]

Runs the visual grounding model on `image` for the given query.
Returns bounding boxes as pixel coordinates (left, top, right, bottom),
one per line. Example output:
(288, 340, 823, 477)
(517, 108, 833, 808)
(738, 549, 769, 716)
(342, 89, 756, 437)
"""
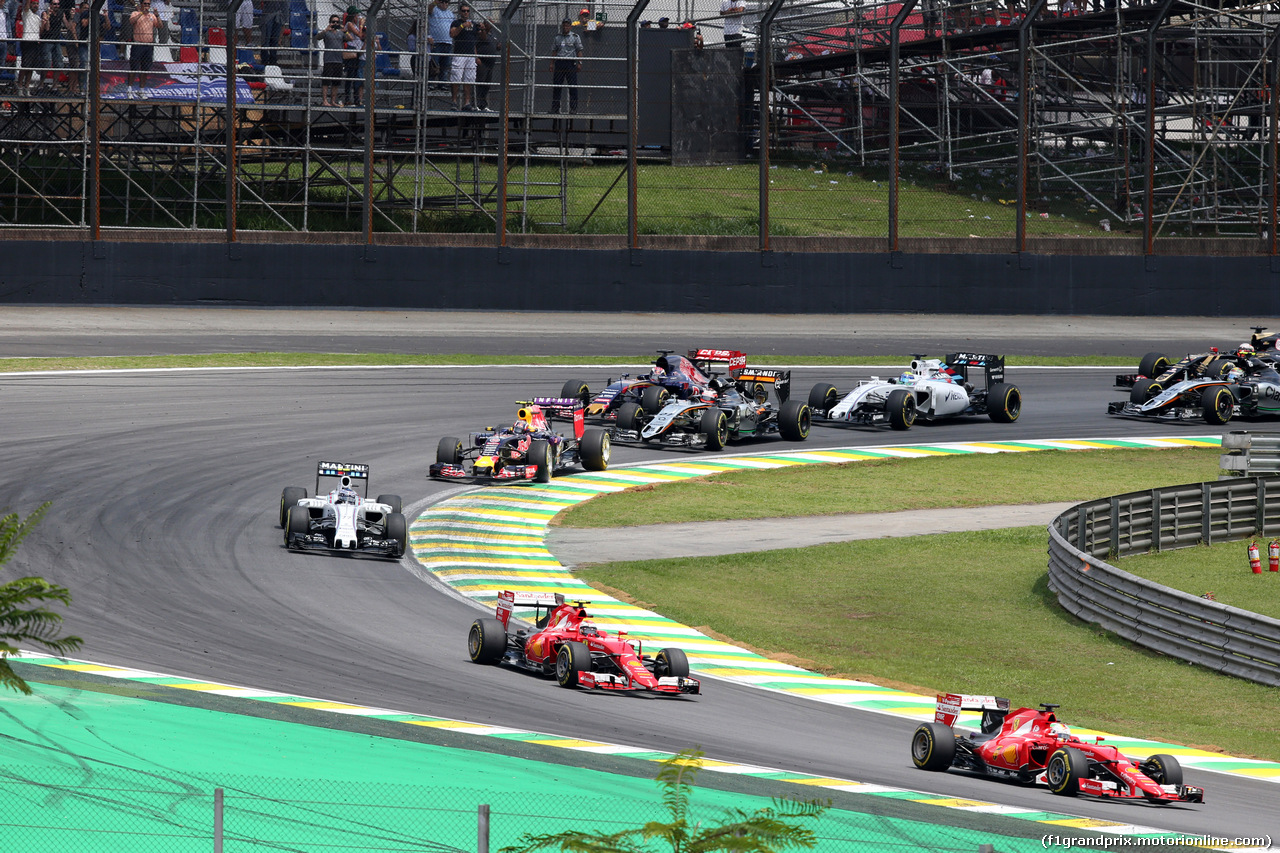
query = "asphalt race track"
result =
(1, 311, 1271, 842)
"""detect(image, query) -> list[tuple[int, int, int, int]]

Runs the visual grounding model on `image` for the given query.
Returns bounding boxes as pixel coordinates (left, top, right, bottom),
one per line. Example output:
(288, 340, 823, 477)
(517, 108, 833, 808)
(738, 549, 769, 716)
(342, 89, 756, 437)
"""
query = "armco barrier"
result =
(1047, 475, 1280, 687)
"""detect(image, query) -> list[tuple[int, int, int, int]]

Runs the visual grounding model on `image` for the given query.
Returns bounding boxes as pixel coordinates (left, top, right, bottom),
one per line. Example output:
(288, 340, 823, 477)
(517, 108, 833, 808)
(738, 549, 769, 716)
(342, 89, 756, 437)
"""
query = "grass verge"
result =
(1118, 541, 1280, 621)
(582, 526, 1280, 762)
(0, 353, 1138, 373)
(558, 448, 1223, 528)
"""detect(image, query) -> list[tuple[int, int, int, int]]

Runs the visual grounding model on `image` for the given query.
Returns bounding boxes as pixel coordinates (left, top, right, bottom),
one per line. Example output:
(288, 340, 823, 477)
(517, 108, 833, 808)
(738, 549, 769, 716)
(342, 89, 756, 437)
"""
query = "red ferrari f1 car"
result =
(467, 591, 701, 696)
(910, 694, 1204, 804)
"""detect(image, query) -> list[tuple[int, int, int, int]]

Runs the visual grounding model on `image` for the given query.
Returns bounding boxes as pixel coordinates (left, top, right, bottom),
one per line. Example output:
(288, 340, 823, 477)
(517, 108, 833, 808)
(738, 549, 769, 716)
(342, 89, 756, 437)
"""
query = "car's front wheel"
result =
(808, 383, 838, 416)
(617, 401, 645, 433)
(655, 647, 690, 679)
(285, 504, 310, 547)
(1202, 385, 1234, 425)
(530, 439, 553, 483)
(1139, 351, 1170, 378)
(641, 385, 670, 413)
(437, 436, 463, 465)
(1046, 747, 1088, 796)
(886, 388, 917, 431)
(376, 494, 403, 515)
(700, 408, 729, 451)
(385, 511, 407, 558)
(280, 486, 307, 528)
(1141, 753, 1183, 787)
(556, 641, 590, 688)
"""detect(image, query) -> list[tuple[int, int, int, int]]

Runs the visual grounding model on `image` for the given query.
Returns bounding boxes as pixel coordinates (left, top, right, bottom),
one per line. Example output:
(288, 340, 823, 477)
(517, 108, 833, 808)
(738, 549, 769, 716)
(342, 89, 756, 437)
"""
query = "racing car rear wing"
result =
(735, 368, 792, 403)
(934, 693, 1010, 732)
(689, 349, 748, 378)
(944, 353, 1006, 389)
(316, 461, 370, 497)
(529, 397, 586, 439)
(496, 590, 565, 629)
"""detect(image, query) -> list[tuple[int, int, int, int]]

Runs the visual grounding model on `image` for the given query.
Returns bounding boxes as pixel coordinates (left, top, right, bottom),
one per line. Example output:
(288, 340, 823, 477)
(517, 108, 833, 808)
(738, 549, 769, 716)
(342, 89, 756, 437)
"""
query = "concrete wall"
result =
(1, 237, 1275, 315)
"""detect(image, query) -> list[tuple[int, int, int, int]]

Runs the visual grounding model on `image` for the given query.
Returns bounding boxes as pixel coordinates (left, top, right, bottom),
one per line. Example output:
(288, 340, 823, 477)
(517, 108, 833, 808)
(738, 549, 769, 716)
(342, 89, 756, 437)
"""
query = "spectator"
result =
(448, 2, 475, 109)
(427, 0, 451, 89)
(657, 16, 669, 28)
(234, 0, 252, 46)
(40, 0, 68, 91)
(0, 1, 9, 75)
(720, 0, 745, 45)
(693, 27, 703, 48)
(151, 0, 170, 43)
(573, 8, 600, 32)
(315, 12, 343, 105)
(260, 0, 285, 65)
(547, 17, 581, 114)
(127, 0, 157, 96)
(68, 0, 89, 94)
(474, 18, 496, 111)
(17, 0, 38, 95)
(406, 18, 417, 79)
(342, 5, 364, 107)
(639, 19, 651, 28)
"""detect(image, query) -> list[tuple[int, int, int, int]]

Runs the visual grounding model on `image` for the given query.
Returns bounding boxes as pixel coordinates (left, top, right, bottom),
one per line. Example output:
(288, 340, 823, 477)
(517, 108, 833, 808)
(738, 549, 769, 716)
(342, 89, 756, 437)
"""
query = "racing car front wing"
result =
(577, 671, 701, 694)
(1106, 401, 1237, 421)
(429, 462, 540, 481)
(286, 532, 403, 558)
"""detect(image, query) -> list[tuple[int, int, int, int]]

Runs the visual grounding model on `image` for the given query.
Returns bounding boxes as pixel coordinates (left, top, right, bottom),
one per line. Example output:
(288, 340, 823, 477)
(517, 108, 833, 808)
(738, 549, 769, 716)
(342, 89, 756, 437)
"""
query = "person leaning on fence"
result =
(127, 0, 158, 96)
(67, 0, 89, 95)
(39, 0, 68, 92)
(342, 6, 365, 107)
(315, 12, 344, 106)
(448, 3, 476, 110)
(234, 0, 253, 46)
(17, 0, 39, 95)
(720, 0, 745, 45)
(548, 17, 581, 115)
(427, 0, 452, 88)
(474, 19, 496, 112)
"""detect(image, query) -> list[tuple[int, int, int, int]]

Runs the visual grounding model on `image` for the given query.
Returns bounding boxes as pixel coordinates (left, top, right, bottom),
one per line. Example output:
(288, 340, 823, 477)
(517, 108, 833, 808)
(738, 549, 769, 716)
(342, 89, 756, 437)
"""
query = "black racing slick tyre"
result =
(808, 383, 838, 416)
(641, 385, 671, 414)
(468, 618, 507, 664)
(886, 388, 917, 431)
(386, 512, 408, 558)
(745, 381, 768, 404)
(561, 379, 591, 407)
(437, 436, 463, 466)
(376, 494, 402, 515)
(1141, 754, 1183, 787)
(655, 647, 690, 679)
(910, 722, 956, 771)
(530, 439, 553, 483)
(1203, 385, 1234, 425)
(1204, 358, 1234, 380)
(986, 383, 1021, 424)
(280, 486, 307, 528)
(285, 504, 310, 546)
(617, 402, 645, 433)
(1139, 352, 1170, 378)
(556, 641, 591, 688)
(1130, 381, 1162, 404)
(580, 428, 611, 471)
(1046, 747, 1088, 796)
(778, 399, 811, 441)
(700, 408, 728, 451)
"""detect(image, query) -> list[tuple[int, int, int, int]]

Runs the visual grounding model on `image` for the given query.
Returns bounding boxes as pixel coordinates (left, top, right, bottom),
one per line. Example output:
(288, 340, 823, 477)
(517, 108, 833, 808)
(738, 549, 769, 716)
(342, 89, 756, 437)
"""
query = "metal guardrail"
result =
(1220, 431, 1280, 477)
(1047, 474, 1280, 687)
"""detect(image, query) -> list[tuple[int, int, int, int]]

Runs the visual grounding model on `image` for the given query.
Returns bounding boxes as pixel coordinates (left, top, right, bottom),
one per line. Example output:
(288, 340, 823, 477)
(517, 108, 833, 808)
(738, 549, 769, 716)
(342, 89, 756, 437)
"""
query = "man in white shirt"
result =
(720, 0, 745, 45)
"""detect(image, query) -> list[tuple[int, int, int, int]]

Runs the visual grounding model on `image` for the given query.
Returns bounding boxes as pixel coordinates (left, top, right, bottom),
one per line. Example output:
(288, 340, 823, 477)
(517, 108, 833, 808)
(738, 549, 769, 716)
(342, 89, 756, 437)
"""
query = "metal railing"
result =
(1220, 431, 1280, 477)
(1047, 475, 1280, 687)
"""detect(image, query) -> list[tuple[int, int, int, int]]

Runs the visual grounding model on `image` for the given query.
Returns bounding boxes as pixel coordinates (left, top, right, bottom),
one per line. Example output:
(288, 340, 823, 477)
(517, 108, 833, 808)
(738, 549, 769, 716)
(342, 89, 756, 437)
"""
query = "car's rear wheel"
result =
(385, 511, 407, 558)
(700, 408, 728, 451)
(1204, 358, 1234, 379)
(285, 504, 310, 546)
(580, 428, 611, 471)
(1046, 747, 1088, 796)
(530, 439, 553, 483)
(655, 647, 690, 679)
(778, 399, 811, 441)
(910, 722, 956, 771)
(1130, 381, 1162, 404)
(886, 388, 917, 431)
(437, 436, 463, 465)
(556, 641, 590, 688)
(617, 401, 645, 432)
(808, 383, 838, 416)
(1141, 753, 1183, 787)
(986, 383, 1021, 423)
(744, 381, 768, 404)
(641, 385, 670, 413)
(561, 379, 591, 407)
(468, 618, 507, 664)
(1202, 385, 1234, 425)
(1139, 352, 1170, 378)
(376, 494, 402, 515)
(280, 486, 307, 528)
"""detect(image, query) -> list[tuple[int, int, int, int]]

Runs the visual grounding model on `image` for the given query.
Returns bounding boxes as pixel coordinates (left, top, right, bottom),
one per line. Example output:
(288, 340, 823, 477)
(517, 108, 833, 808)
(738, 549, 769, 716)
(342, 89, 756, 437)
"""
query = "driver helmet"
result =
(335, 486, 358, 504)
(512, 420, 529, 433)
(1049, 722, 1071, 739)
(1226, 366, 1245, 382)
(1238, 342, 1257, 357)
(898, 371, 917, 385)
(650, 365, 666, 379)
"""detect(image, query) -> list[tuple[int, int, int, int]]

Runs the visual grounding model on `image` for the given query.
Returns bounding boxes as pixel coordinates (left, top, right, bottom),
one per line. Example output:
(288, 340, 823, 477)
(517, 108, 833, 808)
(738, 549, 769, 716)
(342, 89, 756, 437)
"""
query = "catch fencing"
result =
(1047, 474, 1280, 687)
(2, 0, 1279, 252)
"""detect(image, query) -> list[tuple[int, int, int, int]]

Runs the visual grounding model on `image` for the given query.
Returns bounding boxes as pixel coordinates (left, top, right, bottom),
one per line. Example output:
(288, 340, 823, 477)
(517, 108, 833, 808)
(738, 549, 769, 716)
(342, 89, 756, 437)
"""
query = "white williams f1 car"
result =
(809, 353, 1020, 431)
(280, 461, 408, 559)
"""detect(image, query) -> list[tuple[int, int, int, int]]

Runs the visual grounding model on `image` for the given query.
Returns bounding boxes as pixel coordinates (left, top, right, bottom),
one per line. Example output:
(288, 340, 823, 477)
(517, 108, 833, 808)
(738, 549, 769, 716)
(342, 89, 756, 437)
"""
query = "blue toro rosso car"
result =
(429, 398, 611, 483)
(561, 349, 746, 422)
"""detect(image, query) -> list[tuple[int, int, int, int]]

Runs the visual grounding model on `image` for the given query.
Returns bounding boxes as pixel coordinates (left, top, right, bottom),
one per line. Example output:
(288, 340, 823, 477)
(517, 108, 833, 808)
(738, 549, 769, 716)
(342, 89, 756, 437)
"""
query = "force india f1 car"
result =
(911, 694, 1204, 805)
(561, 349, 740, 421)
(609, 352, 811, 450)
(280, 461, 408, 559)
(467, 591, 701, 695)
(808, 353, 1020, 431)
(430, 398, 611, 483)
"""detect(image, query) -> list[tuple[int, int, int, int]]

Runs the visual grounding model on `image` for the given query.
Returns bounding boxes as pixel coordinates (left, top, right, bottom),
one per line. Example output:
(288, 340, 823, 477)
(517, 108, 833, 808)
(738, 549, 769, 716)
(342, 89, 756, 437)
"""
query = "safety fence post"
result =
(626, 0, 650, 249)
(478, 803, 490, 853)
(497, 0, 524, 247)
(757, 0, 786, 252)
(224, 0, 238, 242)
(363, 0, 388, 244)
(887, 0, 917, 252)
(1015, 0, 1047, 254)
(214, 787, 224, 852)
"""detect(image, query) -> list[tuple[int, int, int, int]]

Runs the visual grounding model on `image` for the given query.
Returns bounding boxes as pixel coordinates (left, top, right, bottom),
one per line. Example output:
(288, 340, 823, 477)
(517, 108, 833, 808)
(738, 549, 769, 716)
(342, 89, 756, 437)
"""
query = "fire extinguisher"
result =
(1269, 539, 1279, 572)
(1249, 540, 1263, 574)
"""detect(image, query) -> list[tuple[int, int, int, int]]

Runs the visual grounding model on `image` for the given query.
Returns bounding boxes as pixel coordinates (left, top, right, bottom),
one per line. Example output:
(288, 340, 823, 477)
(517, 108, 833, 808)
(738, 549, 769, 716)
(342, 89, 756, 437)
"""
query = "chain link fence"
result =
(0, 0, 1275, 251)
